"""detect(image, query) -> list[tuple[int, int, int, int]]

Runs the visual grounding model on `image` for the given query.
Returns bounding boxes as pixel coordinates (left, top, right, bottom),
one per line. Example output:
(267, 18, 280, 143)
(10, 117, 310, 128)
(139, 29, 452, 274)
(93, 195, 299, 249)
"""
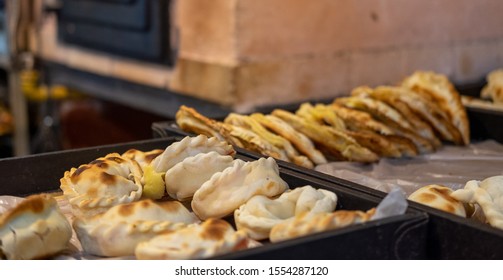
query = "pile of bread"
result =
(0, 135, 377, 260)
(408, 175, 503, 230)
(176, 71, 470, 168)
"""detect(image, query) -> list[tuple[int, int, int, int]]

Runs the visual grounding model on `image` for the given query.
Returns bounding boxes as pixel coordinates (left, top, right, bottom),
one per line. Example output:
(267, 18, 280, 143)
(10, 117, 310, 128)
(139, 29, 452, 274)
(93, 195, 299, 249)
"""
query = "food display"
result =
(2, 135, 401, 259)
(175, 71, 469, 168)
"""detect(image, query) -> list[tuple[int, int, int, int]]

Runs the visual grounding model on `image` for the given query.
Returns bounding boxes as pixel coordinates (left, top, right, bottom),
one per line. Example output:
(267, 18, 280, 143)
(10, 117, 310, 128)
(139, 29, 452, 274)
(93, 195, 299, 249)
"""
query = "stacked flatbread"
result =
(176, 71, 470, 168)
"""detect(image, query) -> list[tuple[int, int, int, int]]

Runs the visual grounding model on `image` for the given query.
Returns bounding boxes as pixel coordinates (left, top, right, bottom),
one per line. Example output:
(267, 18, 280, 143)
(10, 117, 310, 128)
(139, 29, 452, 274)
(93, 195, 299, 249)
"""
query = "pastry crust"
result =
(408, 185, 466, 217)
(401, 71, 469, 145)
(150, 135, 236, 173)
(234, 186, 337, 240)
(175, 105, 226, 141)
(335, 96, 434, 154)
(369, 86, 462, 145)
(165, 152, 234, 201)
(135, 219, 249, 260)
(352, 86, 442, 148)
(73, 200, 199, 257)
(122, 149, 163, 169)
(225, 113, 314, 168)
(60, 153, 144, 217)
(269, 208, 376, 243)
(451, 176, 503, 229)
(272, 109, 379, 162)
(191, 157, 289, 220)
(250, 113, 327, 165)
(0, 194, 72, 260)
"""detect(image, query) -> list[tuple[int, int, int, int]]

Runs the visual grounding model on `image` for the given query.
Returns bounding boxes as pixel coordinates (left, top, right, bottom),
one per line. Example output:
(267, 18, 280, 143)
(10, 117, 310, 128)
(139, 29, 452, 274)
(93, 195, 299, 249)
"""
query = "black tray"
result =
(152, 122, 503, 259)
(0, 137, 427, 260)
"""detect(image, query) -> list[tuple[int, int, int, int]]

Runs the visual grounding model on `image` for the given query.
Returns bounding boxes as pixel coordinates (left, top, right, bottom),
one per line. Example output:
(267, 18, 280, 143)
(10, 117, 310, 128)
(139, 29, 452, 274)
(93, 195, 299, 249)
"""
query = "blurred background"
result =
(0, 0, 502, 157)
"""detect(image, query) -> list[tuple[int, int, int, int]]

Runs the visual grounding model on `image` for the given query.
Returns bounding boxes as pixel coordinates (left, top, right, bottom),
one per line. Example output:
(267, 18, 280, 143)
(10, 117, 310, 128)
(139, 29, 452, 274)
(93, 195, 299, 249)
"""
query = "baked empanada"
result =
(352, 86, 441, 148)
(225, 113, 313, 168)
(165, 151, 234, 201)
(150, 135, 236, 173)
(250, 113, 327, 165)
(122, 149, 163, 169)
(335, 96, 434, 154)
(74, 200, 199, 257)
(408, 185, 466, 217)
(401, 71, 469, 145)
(451, 176, 503, 229)
(269, 208, 376, 243)
(175, 105, 227, 141)
(0, 194, 72, 260)
(60, 153, 143, 217)
(135, 218, 248, 260)
(191, 157, 289, 220)
(234, 186, 337, 240)
(482, 69, 503, 105)
(272, 109, 379, 162)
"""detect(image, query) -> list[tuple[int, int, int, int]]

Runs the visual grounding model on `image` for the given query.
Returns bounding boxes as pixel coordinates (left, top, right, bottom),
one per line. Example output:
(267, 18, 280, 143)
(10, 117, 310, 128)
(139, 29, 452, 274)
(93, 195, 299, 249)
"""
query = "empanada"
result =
(269, 208, 376, 243)
(234, 186, 337, 240)
(408, 185, 466, 217)
(122, 149, 163, 169)
(191, 157, 289, 220)
(481, 69, 503, 104)
(60, 153, 144, 217)
(135, 219, 248, 260)
(272, 109, 379, 162)
(165, 151, 235, 201)
(451, 176, 503, 229)
(175, 105, 227, 141)
(401, 71, 469, 145)
(74, 200, 199, 257)
(250, 113, 327, 165)
(352, 86, 441, 148)
(225, 113, 313, 168)
(0, 194, 72, 260)
(335, 96, 434, 154)
(150, 135, 236, 173)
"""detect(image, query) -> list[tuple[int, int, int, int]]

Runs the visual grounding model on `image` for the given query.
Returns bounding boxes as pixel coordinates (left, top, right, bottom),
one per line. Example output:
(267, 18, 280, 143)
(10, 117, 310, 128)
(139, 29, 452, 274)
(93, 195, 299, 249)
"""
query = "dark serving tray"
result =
(152, 122, 503, 259)
(0, 137, 427, 260)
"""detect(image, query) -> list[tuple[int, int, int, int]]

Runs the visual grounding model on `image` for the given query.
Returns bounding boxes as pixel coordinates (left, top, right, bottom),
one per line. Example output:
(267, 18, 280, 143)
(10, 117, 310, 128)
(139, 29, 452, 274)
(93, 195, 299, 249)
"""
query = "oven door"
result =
(58, 0, 173, 65)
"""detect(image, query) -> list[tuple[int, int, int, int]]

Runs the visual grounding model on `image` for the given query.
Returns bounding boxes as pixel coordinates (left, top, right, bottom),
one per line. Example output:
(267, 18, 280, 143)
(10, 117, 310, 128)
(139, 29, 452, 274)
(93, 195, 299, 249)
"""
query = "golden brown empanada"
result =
(0, 194, 72, 259)
(74, 200, 199, 257)
(60, 153, 144, 217)
(135, 219, 249, 260)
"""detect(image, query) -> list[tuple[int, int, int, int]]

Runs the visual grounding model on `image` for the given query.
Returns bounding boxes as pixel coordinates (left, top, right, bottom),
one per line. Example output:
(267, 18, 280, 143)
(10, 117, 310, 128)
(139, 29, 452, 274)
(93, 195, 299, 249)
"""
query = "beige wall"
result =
(38, 0, 503, 112)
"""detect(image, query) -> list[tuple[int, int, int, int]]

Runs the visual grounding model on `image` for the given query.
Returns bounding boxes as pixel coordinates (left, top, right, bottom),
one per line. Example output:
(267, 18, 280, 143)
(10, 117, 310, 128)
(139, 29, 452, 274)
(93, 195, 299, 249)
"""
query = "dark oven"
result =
(57, 0, 174, 65)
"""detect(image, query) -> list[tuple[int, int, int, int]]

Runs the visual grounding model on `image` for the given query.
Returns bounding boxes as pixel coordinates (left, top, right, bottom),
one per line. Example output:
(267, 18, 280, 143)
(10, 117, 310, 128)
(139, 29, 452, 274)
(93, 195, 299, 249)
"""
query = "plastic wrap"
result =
(316, 140, 503, 196)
